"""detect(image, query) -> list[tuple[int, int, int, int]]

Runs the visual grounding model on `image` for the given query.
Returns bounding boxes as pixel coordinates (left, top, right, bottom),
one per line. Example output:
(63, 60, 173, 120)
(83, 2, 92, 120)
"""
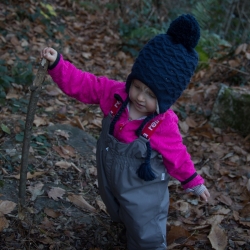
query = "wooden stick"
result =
(18, 59, 48, 216)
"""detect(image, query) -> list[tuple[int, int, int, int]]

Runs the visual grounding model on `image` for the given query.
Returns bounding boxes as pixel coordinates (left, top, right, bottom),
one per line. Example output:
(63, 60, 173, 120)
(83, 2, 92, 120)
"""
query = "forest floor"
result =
(0, 1, 250, 249)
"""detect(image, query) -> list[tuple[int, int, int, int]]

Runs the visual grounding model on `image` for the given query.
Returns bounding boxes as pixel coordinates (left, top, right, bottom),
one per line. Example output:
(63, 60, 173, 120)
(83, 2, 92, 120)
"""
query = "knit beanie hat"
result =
(126, 14, 200, 114)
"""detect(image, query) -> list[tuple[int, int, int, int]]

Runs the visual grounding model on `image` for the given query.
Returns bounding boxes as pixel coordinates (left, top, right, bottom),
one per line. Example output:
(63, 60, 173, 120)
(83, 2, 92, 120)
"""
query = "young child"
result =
(41, 14, 210, 250)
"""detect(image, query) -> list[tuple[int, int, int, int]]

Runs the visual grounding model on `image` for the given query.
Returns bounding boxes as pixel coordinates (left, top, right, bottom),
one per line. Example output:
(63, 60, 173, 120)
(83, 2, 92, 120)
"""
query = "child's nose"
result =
(137, 92, 145, 101)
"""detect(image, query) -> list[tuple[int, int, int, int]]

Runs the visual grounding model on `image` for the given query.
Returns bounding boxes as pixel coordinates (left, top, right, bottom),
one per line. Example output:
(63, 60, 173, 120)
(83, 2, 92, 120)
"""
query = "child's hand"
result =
(186, 184, 210, 202)
(200, 188, 210, 202)
(41, 47, 57, 66)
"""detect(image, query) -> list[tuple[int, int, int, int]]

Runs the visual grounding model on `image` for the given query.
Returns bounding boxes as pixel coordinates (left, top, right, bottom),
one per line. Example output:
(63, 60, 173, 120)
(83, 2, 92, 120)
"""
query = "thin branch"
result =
(200, 61, 250, 76)
(18, 59, 48, 217)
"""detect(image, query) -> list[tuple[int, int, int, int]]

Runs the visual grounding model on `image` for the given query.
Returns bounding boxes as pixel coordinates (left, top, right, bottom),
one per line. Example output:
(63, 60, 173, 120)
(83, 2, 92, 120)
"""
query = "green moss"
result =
(210, 84, 250, 136)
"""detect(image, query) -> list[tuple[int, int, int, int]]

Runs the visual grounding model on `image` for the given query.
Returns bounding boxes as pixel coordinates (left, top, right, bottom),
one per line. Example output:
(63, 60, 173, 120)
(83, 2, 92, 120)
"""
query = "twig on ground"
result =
(18, 58, 48, 218)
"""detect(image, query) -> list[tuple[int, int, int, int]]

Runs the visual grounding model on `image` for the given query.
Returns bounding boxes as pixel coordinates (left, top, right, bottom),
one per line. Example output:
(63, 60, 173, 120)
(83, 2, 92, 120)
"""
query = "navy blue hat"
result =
(126, 14, 200, 114)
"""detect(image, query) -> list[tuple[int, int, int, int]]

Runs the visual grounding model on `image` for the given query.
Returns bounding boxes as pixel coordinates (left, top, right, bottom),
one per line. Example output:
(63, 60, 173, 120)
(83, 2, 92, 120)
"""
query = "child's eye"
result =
(147, 91, 156, 98)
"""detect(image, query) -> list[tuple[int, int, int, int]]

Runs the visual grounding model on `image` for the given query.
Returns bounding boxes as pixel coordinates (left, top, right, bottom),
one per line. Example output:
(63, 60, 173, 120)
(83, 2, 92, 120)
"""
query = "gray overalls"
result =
(96, 111, 170, 250)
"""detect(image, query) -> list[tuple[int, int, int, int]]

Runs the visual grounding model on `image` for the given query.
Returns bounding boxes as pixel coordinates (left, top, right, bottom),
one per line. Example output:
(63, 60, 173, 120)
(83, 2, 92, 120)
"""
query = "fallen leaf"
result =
(167, 225, 192, 245)
(33, 25, 44, 33)
(89, 166, 97, 176)
(5, 88, 20, 100)
(179, 120, 189, 134)
(0, 212, 9, 232)
(44, 208, 61, 218)
(82, 52, 92, 59)
(55, 161, 72, 169)
(27, 182, 44, 201)
(46, 85, 63, 96)
(11, 171, 46, 180)
(47, 187, 65, 201)
(96, 198, 108, 214)
(239, 203, 250, 218)
(73, 117, 85, 130)
(186, 117, 198, 128)
(207, 215, 225, 226)
(208, 224, 228, 250)
(174, 201, 190, 218)
(10, 35, 19, 46)
(235, 43, 247, 55)
(53, 145, 76, 159)
(33, 115, 48, 127)
(54, 129, 70, 140)
(68, 194, 96, 212)
(217, 194, 233, 206)
(91, 118, 102, 128)
(0, 200, 17, 214)
(40, 217, 54, 229)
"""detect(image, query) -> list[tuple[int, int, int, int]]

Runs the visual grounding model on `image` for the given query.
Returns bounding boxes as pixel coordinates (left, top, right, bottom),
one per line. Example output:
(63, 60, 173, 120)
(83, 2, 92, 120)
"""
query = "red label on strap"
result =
(110, 99, 122, 117)
(110, 98, 165, 139)
(141, 119, 163, 139)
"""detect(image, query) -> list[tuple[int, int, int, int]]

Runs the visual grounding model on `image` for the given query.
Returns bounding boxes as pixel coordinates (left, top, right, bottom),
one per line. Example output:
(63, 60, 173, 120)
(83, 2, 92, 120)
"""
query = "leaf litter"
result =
(0, 0, 250, 249)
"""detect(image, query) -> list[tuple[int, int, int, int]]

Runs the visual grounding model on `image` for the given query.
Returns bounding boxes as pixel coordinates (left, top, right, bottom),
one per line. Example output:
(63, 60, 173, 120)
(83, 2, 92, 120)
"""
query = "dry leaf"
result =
(68, 194, 96, 212)
(44, 208, 61, 218)
(6, 88, 20, 99)
(73, 117, 85, 130)
(40, 216, 54, 229)
(174, 201, 190, 217)
(33, 115, 47, 127)
(11, 171, 45, 180)
(0, 212, 9, 232)
(54, 129, 70, 140)
(186, 117, 198, 128)
(53, 145, 76, 159)
(179, 120, 189, 134)
(228, 59, 240, 68)
(167, 225, 191, 245)
(27, 182, 44, 201)
(10, 36, 19, 46)
(239, 203, 250, 218)
(207, 215, 225, 226)
(235, 43, 247, 55)
(0, 200, 17, 214)
(96, 198, 108, 214)
(55, 161, 72, 169)
(245, 52, 250, 60)
(82, 52, 92, 59)
(217, 194, 233, 206)
(33, 25, 44, 33)
(46, 85, 63, 96)
(89, 166, 97, 176)
(91, 118, 102, 128)
(208, 224, 228, 250)
(47, 187, 65, 201)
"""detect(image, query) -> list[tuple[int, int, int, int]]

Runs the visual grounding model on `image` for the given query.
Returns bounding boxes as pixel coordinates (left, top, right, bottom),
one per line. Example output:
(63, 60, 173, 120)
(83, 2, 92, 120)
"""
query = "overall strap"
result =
(141, 118, 163, 139)
(110, 99, 122, 117)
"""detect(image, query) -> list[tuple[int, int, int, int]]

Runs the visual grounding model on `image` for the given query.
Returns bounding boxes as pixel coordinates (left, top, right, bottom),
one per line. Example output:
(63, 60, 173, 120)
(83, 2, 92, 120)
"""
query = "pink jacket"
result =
(48, 55, 204, 189)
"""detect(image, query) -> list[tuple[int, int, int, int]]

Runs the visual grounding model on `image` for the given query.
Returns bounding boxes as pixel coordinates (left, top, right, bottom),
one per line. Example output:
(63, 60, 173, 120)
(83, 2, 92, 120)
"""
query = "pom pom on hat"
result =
(167, 14, 200, 49)
(126, 14, 200, 114)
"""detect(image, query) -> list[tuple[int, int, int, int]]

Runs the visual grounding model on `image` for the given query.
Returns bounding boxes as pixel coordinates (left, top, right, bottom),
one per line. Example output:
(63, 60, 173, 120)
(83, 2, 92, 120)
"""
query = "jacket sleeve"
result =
(151, 110, 204, 189)
(48, 54, 124, 116)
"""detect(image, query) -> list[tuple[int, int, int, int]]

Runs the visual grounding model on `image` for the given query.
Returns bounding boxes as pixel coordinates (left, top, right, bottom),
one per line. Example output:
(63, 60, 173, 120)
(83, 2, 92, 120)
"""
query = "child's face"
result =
(129, 79, 157, 116)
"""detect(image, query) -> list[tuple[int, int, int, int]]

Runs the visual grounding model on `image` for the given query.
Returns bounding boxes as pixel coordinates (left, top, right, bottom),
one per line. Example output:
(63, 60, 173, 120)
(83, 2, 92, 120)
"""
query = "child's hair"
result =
(111, 14, 200, 181)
